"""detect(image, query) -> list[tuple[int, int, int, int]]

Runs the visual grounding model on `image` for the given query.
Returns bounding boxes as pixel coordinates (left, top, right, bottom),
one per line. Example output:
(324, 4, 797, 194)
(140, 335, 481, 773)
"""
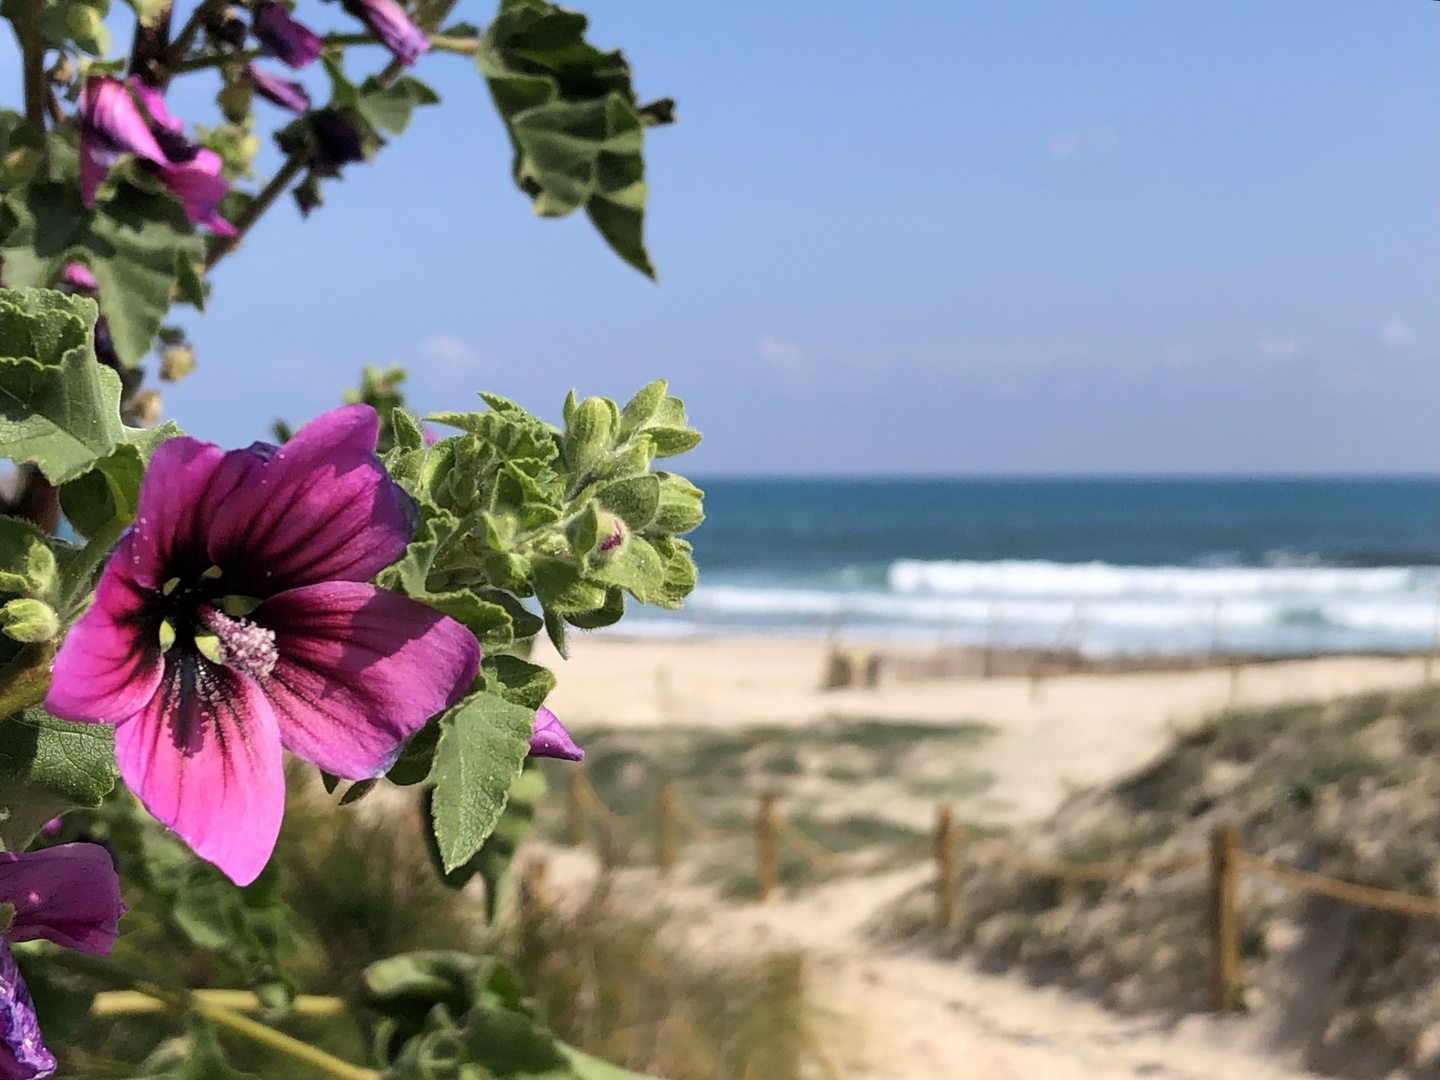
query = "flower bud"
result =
(0, 598, 60, 643)
(160, 344, 196, 382)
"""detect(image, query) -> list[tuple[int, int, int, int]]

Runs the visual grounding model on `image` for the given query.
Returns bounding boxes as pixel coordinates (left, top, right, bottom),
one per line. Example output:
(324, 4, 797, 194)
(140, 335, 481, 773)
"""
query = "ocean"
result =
(624, 478, 1440, 656)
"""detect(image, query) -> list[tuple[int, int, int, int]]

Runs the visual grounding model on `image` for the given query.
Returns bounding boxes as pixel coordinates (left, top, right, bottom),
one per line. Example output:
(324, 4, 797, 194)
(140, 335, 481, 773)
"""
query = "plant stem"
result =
(204, 153, 306, 269)
(0, 642, 54, 720)
(15, 0, 48, 144)
(161, 0, 228, 81)
(48, 951, 380, 1080)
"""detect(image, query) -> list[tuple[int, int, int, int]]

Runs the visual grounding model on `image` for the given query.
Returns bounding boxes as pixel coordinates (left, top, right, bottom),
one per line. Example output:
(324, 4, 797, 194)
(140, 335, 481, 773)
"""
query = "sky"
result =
(14, 1, 1440, 475)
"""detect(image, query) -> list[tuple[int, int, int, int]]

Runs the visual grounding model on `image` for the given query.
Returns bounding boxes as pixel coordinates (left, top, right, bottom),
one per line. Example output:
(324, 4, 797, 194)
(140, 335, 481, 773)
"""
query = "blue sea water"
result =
(623, 478, 1440, 655)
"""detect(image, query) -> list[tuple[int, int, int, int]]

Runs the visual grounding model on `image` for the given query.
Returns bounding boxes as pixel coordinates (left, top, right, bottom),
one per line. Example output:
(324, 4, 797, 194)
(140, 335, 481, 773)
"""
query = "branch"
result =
(204, 153, 306, 269)
(160, 0, 229, 83)
(0, 642, 54, 720)
(15, 0, 49, 142)
(48, 951, 381, 1080)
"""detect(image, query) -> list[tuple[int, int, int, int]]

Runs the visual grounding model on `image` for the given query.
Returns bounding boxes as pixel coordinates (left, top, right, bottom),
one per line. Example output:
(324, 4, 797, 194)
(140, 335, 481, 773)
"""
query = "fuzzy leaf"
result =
(0, 706, 118, 850)
(476, 0, 672, 277)
(0, 288, 125, 483)
(426, 692, 534, 872)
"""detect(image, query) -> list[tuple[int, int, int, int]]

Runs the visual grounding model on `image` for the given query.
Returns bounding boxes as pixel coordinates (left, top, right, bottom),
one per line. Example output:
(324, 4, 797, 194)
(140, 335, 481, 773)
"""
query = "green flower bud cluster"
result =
(376, 377, 704, 661)
(0, 518, 61, 645)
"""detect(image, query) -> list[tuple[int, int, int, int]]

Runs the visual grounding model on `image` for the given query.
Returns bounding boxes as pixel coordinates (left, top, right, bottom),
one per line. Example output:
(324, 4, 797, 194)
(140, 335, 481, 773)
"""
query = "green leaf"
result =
(617, 378, 665, 440)
(596, 474, 659, 530)
(139, 1016, 258, 1080)
(426, 692, 534, 872)
(477, 0, 672, 277)
(651, 472, 704, 534)
(563, 584, 625, 629)
(0, 517, 61, 600)
(0, 181, 204, 365)
(481, 653, 555, 711)
(0, 288, 127, 483)
(645, 425, 702, 458)
(588, 535, 665, 598)
(0, 706, 118, 850)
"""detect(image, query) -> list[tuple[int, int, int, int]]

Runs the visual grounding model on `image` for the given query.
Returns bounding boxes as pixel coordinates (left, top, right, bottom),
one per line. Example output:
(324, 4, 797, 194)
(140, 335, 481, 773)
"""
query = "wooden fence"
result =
(562, 771, 1440, 1012)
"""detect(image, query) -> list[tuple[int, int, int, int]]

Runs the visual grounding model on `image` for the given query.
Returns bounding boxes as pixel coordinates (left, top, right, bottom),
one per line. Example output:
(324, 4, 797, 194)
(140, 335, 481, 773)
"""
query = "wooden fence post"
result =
(1209, 824, 1240, 1011)
(757, 793, 779, 901)
(934, 804, 957, 934)
(567, 771, 587, 847)
(657, 779, 678, 876)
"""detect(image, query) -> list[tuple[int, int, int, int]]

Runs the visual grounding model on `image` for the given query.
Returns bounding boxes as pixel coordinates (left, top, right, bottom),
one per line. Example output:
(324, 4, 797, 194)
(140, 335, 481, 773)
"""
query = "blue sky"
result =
(16, 0, 1440, 474)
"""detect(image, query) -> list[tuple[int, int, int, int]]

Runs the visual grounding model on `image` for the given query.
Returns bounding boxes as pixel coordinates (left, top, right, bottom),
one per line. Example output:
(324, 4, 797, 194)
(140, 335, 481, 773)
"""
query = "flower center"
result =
(196, 607, 279, 681)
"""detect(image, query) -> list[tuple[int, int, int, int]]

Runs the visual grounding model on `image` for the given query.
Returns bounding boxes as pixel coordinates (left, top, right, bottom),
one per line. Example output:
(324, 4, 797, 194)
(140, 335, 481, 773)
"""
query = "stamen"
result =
(219, 594, 262, 617)
(158, 619, 176, 653)
(199, 607, 278, 681)
(194, 632, 226, 666)
(201, 565, 224, 580)
(162, 577, 181, 596)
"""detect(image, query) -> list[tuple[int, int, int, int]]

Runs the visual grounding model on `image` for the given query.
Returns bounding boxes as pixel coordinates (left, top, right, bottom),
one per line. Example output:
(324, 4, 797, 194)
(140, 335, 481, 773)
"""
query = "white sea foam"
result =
(652, 559, 1440, 653)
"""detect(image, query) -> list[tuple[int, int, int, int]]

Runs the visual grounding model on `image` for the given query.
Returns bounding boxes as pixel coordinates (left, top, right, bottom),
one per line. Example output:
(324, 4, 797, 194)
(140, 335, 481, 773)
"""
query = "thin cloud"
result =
(757, 334, 805, 371)
(1379, 319, 1412, 347)
(1257, 335, 1300, 359)
(422, 335, 475, 364)
(1049, 126, 1118, 162)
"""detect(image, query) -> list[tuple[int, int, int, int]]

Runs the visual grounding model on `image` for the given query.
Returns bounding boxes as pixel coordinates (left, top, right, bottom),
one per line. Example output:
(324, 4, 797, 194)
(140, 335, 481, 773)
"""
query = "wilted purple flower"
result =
(342, 0, 428, 66)
(309, 108, 365, 175)
(242, 65, 310, 113)
(79, 77, 236, 236)
(46, 406, 480, 886)
(252, 2, 321, 68)
(0, 844, 125, 1079)
(528, 707, 583, 762)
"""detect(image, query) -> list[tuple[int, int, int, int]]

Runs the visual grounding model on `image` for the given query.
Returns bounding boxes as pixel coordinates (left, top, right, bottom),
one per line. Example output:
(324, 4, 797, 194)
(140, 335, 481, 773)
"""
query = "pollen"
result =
(200, 607, 279, 680)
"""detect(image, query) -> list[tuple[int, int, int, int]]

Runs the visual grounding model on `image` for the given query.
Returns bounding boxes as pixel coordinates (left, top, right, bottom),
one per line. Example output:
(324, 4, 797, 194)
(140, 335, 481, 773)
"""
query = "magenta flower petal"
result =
(116, 660, 284, 887)
(0, 943, 53, 1080)
(45, 535, 165, 725)
(159, 150, 236, 237)
(528, 706, 583, 761)
(253, 2, 322, 69)
(256, 581, 478, 778)
(243, 65, 311, 113)
(0, 845, 124, 956)
(342, 0, 428, 65)
(78, 76, 167, 207)
(206, 405, 415, 592)
(127, 77, 183, 136)
(126, 436, 243, 590)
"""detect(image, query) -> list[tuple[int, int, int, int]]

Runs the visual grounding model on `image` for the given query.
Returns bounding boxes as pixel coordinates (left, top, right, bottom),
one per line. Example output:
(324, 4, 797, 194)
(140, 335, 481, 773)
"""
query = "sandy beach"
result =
(538, 636, 1431, 826)
(529, 636, 1434, 1078)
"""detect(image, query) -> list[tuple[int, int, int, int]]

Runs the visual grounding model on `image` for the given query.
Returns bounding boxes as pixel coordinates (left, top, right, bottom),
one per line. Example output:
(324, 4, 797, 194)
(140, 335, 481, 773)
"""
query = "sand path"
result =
(535, 640, 1433, 1077)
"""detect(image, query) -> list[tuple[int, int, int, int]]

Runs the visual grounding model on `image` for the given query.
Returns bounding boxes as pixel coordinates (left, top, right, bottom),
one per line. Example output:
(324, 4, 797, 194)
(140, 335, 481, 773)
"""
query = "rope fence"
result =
(560, 768, 1439, 1011)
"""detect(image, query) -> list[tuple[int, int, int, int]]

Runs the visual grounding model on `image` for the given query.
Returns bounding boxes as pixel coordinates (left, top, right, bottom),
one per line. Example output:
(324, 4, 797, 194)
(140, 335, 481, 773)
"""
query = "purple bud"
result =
(252, 2, 322, 69)
(342, 0, 428, 66)
(598, 519, 625, 552)
(528, 707, 584, 762)
(243, 65, 310, 113)
(59, 263, 96, 292)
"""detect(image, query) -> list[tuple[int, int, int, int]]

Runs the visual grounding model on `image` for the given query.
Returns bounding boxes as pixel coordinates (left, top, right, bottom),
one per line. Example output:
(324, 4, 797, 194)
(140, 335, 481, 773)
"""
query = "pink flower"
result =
(78, 76, 236, 236)
(528, 707, 583, 762)
(0, 843, 125, 1078)
(45, 406, 480, 885)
